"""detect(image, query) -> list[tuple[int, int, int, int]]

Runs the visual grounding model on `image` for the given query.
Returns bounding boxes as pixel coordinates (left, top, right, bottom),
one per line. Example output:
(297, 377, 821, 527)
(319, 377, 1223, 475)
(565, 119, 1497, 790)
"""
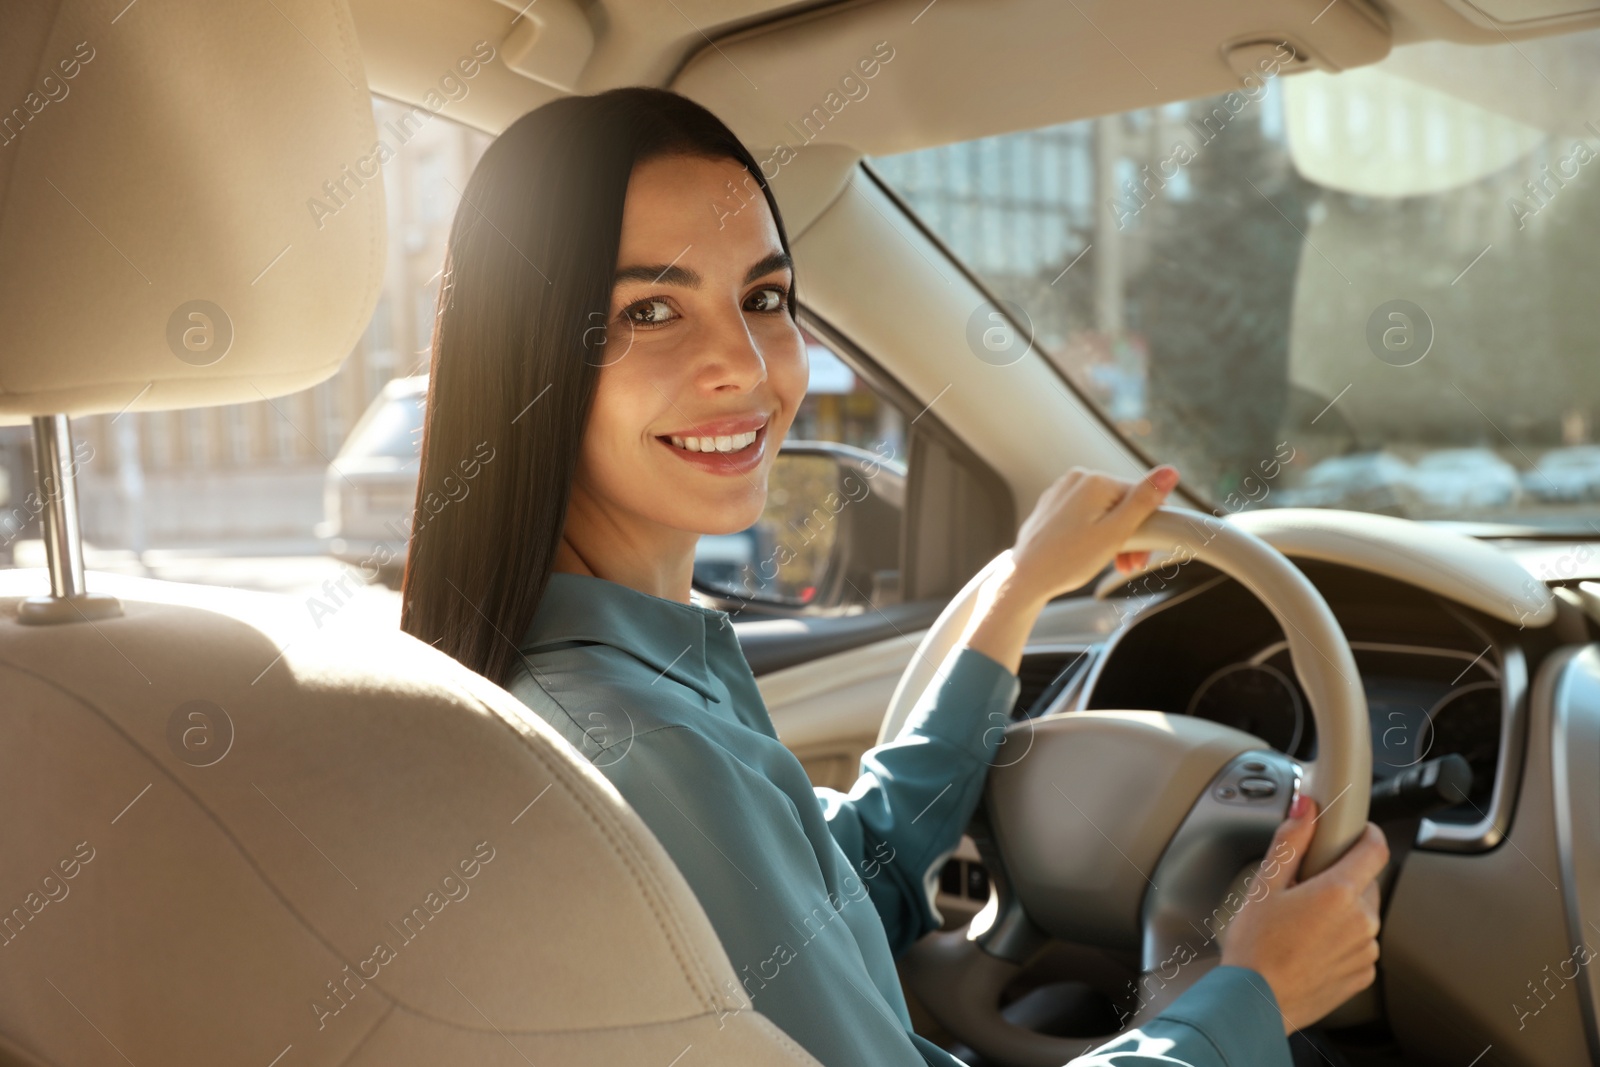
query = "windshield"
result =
(871, 30, 1600, 532)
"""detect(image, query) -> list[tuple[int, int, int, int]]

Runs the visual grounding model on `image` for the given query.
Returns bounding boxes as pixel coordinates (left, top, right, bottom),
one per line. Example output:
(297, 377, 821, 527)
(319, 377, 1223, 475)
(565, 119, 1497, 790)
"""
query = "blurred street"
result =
(10, 538, 403, 633)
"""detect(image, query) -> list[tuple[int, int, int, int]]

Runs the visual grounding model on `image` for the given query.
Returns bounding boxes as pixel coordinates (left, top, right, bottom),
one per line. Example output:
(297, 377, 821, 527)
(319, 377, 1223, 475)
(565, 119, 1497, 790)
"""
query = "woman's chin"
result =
(670, 495, 766, 538)
(696, 511, 767, 538)
(657, 478, 767, 535)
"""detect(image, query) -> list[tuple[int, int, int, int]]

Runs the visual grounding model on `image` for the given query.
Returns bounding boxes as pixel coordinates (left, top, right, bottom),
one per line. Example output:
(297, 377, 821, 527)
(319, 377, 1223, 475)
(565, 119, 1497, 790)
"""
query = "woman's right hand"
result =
(962, 466, 1179, 675)
(1008, 466, 1181, 601)
(1220, 794, 1391, 1033)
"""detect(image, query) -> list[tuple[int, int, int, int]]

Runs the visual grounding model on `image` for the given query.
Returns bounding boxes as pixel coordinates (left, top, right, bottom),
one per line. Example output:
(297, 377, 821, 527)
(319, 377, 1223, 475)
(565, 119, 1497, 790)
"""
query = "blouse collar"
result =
(519, 571, 732, 704)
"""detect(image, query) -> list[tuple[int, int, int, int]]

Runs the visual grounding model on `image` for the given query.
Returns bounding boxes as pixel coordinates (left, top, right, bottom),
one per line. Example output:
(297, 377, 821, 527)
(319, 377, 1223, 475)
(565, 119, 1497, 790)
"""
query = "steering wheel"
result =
(879, 506, 1372, 1067)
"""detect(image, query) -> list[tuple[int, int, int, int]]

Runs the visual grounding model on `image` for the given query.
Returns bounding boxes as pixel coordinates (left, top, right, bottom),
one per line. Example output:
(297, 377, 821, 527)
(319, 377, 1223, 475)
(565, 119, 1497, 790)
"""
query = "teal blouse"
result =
(507, 571, 1293, 1067)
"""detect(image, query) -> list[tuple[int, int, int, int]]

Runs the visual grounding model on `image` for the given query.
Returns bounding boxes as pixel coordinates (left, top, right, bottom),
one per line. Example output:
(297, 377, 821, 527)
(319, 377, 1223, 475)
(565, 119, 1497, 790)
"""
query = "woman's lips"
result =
(656, 413, 770, 438)
(656, 423, 767, 477)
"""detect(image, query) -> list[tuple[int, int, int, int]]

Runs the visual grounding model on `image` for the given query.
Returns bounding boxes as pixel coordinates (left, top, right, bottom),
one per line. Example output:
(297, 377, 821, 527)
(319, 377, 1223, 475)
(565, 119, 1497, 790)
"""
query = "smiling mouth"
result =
(658, 429, 761, 454)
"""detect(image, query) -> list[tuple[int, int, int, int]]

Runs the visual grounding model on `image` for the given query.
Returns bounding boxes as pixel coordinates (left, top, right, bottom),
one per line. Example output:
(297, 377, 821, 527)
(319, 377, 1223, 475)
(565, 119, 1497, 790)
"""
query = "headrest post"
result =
(16, 415, 121, 625)
(33, 415, 86, 599)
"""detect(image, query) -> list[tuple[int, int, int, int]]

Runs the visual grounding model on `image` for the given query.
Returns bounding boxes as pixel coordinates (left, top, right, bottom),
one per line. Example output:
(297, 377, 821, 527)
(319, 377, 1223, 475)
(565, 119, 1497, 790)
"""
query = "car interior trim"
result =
(1099, 508, 1559, 629)
(1548, 643, 1600, 1062)
(1246, 638, 1503, 680)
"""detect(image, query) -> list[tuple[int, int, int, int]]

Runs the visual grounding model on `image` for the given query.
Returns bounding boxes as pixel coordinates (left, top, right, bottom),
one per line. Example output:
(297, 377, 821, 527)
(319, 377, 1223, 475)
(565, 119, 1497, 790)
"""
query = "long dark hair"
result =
(400, 87, 796, 685)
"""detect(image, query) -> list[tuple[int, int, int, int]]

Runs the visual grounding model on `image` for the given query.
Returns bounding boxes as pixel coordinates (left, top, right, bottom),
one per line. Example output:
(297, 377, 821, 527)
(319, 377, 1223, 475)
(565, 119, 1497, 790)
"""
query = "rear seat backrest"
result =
(0, 573, 819, 1064)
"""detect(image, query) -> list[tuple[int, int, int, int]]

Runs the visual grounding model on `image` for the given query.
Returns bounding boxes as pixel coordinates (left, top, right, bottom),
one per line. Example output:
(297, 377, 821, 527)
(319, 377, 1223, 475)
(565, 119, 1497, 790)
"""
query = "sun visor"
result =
(0, 0, 386, 421)
(671, 0, 1390, 160)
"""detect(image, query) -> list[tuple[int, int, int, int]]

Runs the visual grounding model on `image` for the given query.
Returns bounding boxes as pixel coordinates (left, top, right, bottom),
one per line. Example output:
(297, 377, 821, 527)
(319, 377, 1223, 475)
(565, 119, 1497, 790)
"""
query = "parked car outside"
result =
(1411, 447, 1524, 514)
(1278, 451, 1420, 516)
(1524, 445, 1600, 504)
(318, 375, 427, 588)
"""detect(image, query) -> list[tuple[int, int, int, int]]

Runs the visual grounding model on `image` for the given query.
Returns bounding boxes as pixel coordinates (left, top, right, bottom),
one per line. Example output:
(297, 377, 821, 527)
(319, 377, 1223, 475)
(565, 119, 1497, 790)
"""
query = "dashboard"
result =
(1018, 559, 1550, 852)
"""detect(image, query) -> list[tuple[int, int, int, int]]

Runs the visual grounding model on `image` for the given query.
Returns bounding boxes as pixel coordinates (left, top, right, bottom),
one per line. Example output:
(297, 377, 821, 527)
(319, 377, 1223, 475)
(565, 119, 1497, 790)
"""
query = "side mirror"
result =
(692, 440, 905, 613)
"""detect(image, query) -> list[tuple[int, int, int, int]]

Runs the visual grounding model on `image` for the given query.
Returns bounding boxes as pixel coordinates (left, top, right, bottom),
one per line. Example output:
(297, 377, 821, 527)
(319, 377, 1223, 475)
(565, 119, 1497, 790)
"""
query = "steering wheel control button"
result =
(1208, 752, 1293, 806)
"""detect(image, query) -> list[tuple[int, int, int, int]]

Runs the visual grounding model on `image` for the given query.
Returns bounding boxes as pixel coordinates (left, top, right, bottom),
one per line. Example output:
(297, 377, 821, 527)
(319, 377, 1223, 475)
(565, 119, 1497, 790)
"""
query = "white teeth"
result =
(667, 430, 758, 454)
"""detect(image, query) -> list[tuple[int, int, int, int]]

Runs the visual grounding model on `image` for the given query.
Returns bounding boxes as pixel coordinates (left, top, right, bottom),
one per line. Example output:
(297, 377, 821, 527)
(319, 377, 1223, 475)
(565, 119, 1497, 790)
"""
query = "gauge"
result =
(1370, 685, 1440, 775)
(1187, 662, 1305, 754)
(1424, 681, 1501, 817)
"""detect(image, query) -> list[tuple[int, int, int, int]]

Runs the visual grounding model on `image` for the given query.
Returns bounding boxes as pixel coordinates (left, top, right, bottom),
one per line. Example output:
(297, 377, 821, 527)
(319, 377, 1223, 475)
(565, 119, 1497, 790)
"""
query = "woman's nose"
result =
(695, 306, 768, 391)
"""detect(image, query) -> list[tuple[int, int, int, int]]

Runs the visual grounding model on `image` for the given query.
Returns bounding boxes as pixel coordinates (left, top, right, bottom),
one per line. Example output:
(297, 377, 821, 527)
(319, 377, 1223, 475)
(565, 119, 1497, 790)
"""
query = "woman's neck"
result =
(551, 529, 698, 605)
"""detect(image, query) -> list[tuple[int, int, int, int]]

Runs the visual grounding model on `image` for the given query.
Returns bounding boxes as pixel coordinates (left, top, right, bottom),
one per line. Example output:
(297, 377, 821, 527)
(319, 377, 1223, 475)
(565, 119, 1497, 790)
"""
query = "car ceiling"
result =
(353, 0, 1600, 147)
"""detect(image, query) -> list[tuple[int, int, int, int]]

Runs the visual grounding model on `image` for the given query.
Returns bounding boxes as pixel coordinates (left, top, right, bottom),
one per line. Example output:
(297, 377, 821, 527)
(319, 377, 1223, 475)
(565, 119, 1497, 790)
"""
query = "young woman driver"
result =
(401, 87, 1389, 1067)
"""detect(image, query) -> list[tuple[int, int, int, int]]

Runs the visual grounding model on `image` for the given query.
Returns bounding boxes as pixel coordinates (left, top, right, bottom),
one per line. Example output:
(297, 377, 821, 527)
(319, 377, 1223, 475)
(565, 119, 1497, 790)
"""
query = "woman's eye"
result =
(745, 286, 787, 313)
(623, 299, 676, 326)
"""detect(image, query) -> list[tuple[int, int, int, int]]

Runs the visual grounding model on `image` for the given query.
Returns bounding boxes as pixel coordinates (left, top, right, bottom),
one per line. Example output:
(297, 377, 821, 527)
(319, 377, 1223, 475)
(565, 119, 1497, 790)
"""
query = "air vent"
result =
(1013, 648, 1093, 719)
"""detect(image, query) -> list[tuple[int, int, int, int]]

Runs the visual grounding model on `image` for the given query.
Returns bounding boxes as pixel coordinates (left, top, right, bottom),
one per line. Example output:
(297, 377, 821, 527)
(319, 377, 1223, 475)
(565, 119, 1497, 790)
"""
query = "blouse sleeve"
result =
(1064, 965, 1294, 1067)
(815, 645, 1020, 958)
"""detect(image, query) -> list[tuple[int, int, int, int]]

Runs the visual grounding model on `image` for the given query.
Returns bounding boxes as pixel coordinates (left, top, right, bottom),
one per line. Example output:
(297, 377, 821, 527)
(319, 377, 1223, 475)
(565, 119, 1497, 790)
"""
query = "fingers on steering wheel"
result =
(1324, 823, 1391, 896)
(1262, 801, 1318, 889)
(1107, 465, 1179, 530)
(1358, 822, 1393, 876)
(1059, 467, 1087, 491)
(1361, 881, 1382, 938)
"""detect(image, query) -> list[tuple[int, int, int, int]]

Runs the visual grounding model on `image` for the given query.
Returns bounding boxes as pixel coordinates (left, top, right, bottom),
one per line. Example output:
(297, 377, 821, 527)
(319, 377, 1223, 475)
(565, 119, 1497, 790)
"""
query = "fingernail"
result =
(1152, 467, 1179, 492)
(1290, 793, 1310, 819)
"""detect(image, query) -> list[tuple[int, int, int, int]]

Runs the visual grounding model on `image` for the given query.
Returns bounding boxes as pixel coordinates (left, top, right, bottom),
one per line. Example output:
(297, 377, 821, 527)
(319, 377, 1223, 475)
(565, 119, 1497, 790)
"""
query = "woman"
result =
(400, 86, 1388, 1067)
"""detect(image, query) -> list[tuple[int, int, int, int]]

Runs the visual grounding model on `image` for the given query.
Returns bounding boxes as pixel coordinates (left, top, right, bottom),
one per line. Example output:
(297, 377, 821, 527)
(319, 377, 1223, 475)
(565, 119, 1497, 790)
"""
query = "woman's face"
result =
(574, 153, 808, 541)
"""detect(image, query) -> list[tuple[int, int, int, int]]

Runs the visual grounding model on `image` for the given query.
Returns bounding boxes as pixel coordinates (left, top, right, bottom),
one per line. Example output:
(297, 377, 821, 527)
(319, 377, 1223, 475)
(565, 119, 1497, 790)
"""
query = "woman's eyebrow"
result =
(614, 263, 699, 286)
(744, 251, 792, 284)
(611, 251, 791, 289)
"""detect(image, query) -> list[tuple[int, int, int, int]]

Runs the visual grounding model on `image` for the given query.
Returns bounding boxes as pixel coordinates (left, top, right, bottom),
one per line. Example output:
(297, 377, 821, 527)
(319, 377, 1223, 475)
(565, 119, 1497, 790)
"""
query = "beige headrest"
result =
(0, 0, 386, 421)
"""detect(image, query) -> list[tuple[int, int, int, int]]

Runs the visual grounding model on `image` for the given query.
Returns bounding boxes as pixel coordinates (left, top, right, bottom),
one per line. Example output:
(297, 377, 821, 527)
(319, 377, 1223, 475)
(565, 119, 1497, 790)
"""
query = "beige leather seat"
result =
(0, 4, 822, 1065)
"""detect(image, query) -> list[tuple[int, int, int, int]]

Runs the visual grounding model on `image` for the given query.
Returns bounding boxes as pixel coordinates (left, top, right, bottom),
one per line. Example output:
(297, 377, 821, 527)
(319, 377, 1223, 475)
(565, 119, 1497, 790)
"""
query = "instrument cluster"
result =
(1186, 645, 1503, 822)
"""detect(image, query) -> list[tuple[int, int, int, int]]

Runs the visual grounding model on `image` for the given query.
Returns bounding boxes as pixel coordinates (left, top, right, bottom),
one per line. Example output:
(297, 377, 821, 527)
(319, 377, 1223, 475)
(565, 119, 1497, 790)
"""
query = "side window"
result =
(691, 327, 909, 616)
(789, 329, 907, 460)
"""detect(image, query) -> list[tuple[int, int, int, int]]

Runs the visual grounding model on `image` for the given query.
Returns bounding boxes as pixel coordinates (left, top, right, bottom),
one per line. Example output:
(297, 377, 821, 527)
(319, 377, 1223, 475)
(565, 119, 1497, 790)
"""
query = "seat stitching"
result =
(377, 995, 823, 1064)
(501, 670, 730, 1006)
